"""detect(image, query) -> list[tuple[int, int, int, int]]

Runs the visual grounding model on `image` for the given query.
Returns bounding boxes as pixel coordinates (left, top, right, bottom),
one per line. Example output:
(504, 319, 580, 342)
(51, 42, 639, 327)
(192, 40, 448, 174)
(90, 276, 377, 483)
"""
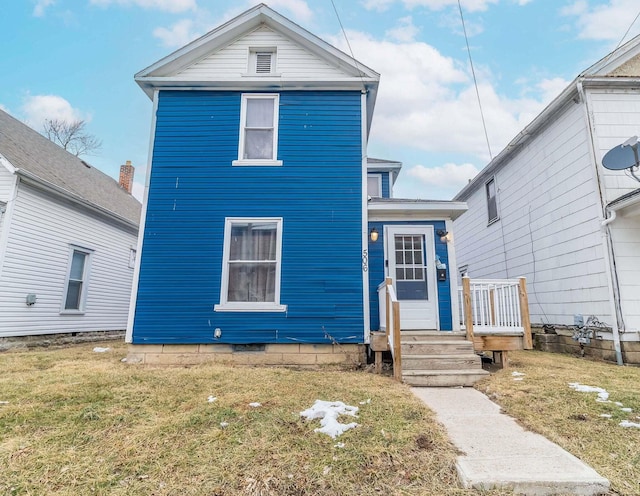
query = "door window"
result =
(394, 235, 428, 300)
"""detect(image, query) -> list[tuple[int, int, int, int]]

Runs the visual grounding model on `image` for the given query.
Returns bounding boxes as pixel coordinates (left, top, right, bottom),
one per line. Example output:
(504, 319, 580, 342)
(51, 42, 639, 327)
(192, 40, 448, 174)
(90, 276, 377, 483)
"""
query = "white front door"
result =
(386, 226, 439, 330)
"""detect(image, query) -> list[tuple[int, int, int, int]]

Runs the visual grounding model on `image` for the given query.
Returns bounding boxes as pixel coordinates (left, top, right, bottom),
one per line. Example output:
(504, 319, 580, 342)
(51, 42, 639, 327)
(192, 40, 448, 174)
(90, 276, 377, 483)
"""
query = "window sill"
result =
(214, 303, 287, 313)
(232, 159, 283, 167)
(487, 217, 500, 226)
(60, 310, 85, 315)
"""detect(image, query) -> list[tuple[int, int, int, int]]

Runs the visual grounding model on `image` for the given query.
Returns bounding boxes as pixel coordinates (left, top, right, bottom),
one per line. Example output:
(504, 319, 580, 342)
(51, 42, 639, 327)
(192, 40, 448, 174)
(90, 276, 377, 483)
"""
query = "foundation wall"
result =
(126, 343, 366, 367)
(533, 325, 640, 365)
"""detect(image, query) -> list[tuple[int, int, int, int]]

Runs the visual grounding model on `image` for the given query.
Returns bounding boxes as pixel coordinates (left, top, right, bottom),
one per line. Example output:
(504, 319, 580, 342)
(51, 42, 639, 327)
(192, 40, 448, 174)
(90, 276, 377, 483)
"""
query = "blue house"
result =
(126, 4, 469, 373)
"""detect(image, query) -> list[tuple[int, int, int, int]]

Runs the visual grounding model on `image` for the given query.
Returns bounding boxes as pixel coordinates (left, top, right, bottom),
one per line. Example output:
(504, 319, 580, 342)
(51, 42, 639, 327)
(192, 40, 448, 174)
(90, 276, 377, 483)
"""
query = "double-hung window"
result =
(233, 94, 282, 166)
(367, 174, 382, 198)
(486, 178, 499, 224)
(215, 218, 286, 312)
(62, 246, 92, 313)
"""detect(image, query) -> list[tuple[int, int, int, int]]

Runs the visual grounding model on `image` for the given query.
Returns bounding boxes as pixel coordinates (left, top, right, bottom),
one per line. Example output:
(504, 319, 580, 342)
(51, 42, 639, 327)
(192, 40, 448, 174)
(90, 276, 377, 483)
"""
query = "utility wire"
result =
(458, 0, 493, 160)
(330, 0, 367, 91)
(599, 8, 640, 69)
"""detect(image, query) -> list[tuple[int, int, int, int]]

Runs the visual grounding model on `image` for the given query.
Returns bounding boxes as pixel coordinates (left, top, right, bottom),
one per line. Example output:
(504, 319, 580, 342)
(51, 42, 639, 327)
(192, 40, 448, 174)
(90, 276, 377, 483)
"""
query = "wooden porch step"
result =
(401, 340, 475, 355)
(401, 331, 467, 342)
(402, 369, 490, 387)
(402, 354, 484, 371)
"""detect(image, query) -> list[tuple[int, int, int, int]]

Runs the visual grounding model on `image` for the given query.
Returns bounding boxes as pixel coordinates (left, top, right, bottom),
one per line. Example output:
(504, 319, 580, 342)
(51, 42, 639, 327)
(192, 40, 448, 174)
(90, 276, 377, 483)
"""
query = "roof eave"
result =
(16, 170, 139, 230)
(368, 200, 468, 220)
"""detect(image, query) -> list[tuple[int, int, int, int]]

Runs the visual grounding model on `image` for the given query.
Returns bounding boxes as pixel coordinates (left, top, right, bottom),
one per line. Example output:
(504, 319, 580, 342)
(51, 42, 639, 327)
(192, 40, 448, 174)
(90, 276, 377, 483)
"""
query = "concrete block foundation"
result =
(126, 343, 365, 367)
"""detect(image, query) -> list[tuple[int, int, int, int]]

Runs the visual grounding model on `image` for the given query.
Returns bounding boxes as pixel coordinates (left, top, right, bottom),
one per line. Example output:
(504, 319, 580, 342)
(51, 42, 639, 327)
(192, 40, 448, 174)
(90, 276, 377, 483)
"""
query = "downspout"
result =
(577, 79, 624, 365)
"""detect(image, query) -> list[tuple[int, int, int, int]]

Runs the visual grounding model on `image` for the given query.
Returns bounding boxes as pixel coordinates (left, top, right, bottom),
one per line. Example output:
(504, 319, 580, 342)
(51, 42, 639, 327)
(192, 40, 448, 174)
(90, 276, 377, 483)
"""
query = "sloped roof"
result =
(0, 109, 141, 226)
(454, 33, 640, 202)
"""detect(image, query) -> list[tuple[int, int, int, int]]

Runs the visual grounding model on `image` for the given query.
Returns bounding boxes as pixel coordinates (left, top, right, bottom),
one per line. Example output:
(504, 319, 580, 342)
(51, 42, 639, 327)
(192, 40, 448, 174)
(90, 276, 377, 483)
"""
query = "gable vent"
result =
(255, 52, 272, 74)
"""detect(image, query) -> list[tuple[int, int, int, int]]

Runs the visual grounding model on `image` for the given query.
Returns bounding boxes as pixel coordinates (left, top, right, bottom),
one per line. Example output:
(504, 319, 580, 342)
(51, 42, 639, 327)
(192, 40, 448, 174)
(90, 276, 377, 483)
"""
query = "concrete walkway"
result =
(412, 387, 610, 496)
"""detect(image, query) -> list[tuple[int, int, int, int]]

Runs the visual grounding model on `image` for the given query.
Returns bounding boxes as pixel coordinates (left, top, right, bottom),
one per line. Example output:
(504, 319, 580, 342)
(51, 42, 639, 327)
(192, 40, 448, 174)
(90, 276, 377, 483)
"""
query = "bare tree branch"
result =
(42, 119, 102, 157)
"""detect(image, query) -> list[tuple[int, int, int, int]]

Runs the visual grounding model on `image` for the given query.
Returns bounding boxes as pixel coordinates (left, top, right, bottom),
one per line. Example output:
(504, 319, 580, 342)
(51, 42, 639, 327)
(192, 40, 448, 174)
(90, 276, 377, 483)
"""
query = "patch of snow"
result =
(93, 347, 111, 353)
(359, 399, 371, 405)
(619, 420, 640, 428)
(120, 357, 127, 362)
(599, 414, 612, 418)
(220, 422, 229, 428)
(568, 382, 609, 402)
(513, 378, 524, 381)
(323, 466, 331, 475)
(615, 402, 624, 407)
(249, 402, 261, 408)
(620, 407, 632, 413)
(300, 400, 359, 439)
(0, 401, 8, 405)
(512, 371, 525, 376)
(207, 396, 217, 403)
(334, 442, 345, 448)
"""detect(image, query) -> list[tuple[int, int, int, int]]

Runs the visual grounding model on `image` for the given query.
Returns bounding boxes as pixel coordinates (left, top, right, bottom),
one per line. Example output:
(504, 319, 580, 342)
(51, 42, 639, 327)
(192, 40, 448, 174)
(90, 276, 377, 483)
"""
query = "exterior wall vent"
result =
(255, 52, 272, 73)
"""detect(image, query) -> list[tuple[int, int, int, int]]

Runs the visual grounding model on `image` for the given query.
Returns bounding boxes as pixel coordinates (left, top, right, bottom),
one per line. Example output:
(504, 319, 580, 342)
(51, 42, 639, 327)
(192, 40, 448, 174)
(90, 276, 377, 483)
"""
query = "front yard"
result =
(1, 342, 638, 495)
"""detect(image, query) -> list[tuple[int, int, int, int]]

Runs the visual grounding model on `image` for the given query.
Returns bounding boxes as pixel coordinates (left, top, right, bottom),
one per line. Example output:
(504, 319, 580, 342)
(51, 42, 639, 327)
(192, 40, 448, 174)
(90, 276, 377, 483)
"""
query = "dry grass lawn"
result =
(0, 341, 512, 496)
(479, 350, 640, 496)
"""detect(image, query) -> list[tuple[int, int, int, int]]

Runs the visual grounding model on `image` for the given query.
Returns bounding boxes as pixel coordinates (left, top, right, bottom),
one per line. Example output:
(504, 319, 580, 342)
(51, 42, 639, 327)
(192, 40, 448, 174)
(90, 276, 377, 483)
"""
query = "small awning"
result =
(368, 198, 468, 221)
(608, 188, 640, 217)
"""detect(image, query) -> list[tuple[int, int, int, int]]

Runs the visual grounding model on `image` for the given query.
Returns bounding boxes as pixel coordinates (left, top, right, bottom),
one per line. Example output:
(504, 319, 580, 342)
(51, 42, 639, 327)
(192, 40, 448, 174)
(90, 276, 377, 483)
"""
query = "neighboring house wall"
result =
(0, 182, 137, 337)
(589, 88, 640, 331)
(132, 90, 364, 344)
(0, 165, 15, 201)
(454, 101, 612, 327)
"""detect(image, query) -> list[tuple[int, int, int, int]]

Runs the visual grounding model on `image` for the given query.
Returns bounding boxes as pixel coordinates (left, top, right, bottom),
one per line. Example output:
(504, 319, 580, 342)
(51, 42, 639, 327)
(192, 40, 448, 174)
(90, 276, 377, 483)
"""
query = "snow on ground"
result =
(512, 371, 525, 377)
(619, 420, 640, 428)
(300, 400, 359, 439)
(249, 402, 261, 408)
(621, 407, 633, 412)
(207, 396, 217, 403)
(93, 347, 111, 353)
(568, 382, 609, 402)
(0, 401, 8, 405)
(600, 414, 612, 418)
(220, 421, 229, 428)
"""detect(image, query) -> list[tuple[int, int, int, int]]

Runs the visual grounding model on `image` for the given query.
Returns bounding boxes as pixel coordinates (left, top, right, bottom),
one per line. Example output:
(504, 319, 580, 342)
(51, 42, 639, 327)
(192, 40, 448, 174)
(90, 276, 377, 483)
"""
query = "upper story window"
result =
(248, 48, 277, 75)
(233, 94, 282, 166)
(367, 174, 382, 198)
(215, 218, 286, 312)
(486, 177, 499, 224)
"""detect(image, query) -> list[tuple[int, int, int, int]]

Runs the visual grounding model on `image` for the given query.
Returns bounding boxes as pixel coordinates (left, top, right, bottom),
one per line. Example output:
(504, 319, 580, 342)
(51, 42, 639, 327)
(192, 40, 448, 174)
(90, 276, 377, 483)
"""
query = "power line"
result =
(330, 0, 367, 91)
(458, 0, 493, 161)
(596, 8, 640, 71)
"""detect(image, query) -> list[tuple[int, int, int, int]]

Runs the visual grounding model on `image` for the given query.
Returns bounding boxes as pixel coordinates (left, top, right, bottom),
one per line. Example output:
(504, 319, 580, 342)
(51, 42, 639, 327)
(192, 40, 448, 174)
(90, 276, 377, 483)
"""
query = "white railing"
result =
(459, 279, 524, 334)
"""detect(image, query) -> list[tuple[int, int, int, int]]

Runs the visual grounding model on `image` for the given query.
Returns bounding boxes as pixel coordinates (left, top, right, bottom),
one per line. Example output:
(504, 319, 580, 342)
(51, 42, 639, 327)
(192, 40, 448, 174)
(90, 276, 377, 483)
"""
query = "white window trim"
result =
(214, 217, 286, 312)
(486, 177, 500, 225)
(60, 245, 93, 314)
(367, 174, 383, 198)
(233, 93, 283, 167)
(243, 47, 280, 77)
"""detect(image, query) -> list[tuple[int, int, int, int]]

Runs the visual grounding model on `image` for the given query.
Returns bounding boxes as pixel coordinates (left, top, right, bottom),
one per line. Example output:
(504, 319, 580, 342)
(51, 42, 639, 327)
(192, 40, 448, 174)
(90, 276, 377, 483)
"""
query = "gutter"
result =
(577, 80, 624, 366)
(15, 169, 140, 232)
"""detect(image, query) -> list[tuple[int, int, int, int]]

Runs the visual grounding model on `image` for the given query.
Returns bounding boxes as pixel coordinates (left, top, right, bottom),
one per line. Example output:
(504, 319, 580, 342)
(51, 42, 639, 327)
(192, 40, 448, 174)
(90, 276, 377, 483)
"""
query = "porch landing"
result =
(401, 331, 489, 387)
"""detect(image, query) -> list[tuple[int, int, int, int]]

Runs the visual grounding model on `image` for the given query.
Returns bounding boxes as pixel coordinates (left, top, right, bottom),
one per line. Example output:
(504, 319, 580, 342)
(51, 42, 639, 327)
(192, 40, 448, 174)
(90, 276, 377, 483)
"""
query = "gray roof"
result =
(0, 109, 141, 226)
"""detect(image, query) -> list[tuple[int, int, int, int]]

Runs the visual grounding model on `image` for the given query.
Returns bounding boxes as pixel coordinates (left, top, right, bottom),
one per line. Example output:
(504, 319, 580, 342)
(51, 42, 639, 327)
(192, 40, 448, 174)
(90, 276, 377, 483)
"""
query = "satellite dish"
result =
(602, 136, 639, 171)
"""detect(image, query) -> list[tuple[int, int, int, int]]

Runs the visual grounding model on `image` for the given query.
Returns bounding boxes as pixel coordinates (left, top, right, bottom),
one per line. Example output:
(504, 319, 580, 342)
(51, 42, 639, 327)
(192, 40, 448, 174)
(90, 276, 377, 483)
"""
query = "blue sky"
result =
(2, 0, 639, 201)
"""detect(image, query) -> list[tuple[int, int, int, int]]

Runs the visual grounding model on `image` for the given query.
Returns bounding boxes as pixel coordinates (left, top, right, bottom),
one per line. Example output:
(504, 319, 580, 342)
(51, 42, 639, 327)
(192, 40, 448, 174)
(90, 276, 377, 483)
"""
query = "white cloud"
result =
(408, 162, 479, 187)
(153, 18, 200, 48)
(385, 16, 419, 42)
(90, 0, 196, 13)
(131, 181, 145, 202)
(363, 0, 498, 13)
(33, 0, 55, 17)
(266, 0, 313, 22)
(562, 0, 640, 41)
(21, 94, 87, 129)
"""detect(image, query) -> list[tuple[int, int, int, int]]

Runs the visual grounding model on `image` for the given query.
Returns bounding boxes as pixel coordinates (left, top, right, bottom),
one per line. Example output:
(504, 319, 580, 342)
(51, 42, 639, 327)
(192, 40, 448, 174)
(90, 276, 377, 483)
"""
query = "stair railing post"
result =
(385, 277, 392, 341)
(393, 300, 402, 381)
(518, 277, 533, 349)
(462, 277, 474, 344)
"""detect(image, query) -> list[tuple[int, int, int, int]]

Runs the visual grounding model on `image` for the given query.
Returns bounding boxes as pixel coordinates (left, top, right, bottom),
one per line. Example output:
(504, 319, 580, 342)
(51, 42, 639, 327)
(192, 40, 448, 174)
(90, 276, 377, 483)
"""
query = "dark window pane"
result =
(228, 262, 276, 302)
(65, 281, 82, 310)
(229, 223, 277, 261)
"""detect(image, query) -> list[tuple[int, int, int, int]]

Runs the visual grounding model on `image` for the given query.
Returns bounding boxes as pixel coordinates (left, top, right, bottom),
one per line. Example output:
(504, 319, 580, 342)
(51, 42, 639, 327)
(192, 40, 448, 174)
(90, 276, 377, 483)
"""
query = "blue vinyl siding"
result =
(367, 220, 453, 331)
(133, 90, 364, 344)
(381, 173, 390, 198)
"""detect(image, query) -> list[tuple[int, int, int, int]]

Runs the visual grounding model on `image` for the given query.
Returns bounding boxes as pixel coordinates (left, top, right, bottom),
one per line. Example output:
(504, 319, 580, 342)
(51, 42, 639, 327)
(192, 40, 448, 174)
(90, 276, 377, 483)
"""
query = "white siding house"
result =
(0, 109, 141, 338)
(453, 36, 640, 363)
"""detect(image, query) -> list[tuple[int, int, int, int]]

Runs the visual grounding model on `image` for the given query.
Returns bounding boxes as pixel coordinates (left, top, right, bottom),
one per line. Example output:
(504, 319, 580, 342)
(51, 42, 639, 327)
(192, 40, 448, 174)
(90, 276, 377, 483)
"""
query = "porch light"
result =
(370, 227, 379, 242)
(437, 229, 451, 243)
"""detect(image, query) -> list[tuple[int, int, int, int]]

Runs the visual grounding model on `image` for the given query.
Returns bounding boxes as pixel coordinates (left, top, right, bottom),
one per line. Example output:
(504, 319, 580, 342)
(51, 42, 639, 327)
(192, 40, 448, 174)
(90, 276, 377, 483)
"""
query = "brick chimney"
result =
(119, 160, 135, 194)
